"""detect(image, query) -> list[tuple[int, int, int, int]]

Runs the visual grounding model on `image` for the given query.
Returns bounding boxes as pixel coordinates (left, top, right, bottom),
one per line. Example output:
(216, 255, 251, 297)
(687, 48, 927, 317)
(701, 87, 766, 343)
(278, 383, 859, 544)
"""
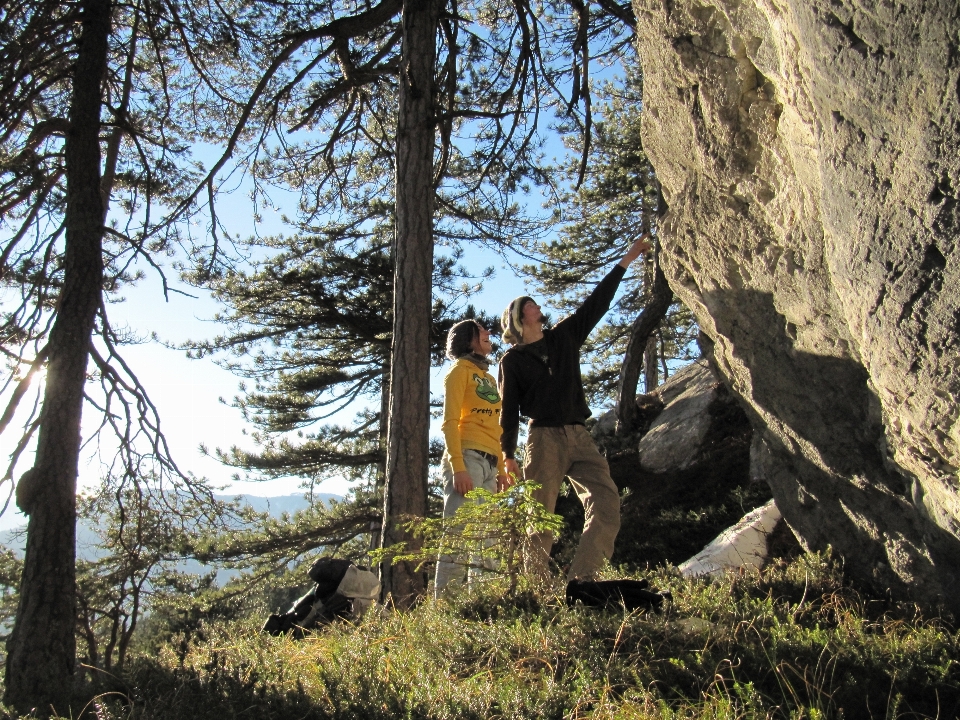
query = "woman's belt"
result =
(467, 449, 499, 467)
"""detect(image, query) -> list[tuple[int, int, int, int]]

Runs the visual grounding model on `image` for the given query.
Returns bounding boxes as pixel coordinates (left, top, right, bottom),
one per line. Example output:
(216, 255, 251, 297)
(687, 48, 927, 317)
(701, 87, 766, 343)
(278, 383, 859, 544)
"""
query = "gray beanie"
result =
(501, 296, 532, 345)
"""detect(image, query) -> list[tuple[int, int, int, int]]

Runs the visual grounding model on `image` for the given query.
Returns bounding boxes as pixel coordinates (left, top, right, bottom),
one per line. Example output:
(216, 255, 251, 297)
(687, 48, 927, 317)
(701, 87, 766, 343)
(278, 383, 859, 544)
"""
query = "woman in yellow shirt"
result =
(435, 320, 511, 595)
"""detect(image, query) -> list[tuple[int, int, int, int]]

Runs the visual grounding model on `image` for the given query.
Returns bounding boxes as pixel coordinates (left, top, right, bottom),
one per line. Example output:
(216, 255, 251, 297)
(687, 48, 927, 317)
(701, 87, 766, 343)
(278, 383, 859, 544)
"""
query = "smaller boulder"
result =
(599, 359, 765, 568)
(638, 360, 727, 473)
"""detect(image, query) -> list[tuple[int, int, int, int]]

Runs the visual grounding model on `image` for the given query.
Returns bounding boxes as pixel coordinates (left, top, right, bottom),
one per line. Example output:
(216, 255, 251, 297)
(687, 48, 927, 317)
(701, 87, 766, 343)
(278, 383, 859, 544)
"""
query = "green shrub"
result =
(372, 481, 564, 595)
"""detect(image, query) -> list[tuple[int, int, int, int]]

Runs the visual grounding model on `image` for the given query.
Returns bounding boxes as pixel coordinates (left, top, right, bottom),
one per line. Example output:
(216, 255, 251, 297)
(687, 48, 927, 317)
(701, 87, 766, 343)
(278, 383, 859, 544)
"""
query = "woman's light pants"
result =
(434, 449, 499, 596)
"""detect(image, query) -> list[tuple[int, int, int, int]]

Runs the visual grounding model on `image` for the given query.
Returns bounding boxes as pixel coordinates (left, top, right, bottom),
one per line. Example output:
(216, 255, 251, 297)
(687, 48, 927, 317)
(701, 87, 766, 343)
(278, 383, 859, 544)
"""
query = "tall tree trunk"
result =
(615, 252, 673, 435)
(380, 0, 439, 607)
(4, 0, 110, 712)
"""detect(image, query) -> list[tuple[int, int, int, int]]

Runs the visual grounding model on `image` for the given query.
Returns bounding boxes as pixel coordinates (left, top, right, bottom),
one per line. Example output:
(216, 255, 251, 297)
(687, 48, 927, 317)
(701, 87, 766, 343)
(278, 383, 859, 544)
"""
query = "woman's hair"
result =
(446, 319, 482, 360)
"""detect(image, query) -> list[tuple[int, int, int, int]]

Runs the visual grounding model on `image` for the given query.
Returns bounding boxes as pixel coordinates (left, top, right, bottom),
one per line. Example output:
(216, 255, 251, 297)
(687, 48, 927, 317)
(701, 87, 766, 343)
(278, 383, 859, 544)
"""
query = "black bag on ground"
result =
(566, 578, 672, 612)
(262, 558, 380, 637)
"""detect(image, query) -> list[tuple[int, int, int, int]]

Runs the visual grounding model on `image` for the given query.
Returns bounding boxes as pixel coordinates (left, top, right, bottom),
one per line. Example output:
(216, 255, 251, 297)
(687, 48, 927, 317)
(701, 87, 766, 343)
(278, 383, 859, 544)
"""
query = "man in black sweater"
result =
(498, 235, 652, 580)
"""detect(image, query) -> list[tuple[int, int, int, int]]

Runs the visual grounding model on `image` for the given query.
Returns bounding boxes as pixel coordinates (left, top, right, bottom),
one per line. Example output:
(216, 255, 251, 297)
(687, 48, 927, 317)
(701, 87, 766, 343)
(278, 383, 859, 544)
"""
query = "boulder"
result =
(588, 360, 770, 568)
(637, 359, 726, 473)
(678, 499, 781, 577)
(633, 0, 960, 607)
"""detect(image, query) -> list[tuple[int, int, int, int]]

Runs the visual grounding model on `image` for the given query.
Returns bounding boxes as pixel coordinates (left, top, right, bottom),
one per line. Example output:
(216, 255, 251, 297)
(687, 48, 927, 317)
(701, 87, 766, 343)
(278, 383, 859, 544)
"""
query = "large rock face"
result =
(633, 0, 960, 607)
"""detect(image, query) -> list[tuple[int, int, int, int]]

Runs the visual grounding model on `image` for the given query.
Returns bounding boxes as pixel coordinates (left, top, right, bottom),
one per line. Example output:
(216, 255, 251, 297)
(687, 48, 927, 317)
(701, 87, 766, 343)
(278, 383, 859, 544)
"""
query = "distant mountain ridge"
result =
(0, 492, 339, 556)
(218, 492, 339, 517)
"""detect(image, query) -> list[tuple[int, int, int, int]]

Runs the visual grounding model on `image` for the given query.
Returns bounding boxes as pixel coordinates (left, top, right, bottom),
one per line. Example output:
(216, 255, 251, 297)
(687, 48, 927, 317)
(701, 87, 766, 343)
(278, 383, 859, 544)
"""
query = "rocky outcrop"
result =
(583, 360, 770, 568)
(633, 0, 960, 607)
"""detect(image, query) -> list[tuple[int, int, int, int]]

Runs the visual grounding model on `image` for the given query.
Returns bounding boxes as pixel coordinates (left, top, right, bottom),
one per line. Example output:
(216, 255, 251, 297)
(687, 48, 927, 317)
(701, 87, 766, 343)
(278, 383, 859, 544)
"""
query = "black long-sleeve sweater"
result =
(498, 264, 627, 459)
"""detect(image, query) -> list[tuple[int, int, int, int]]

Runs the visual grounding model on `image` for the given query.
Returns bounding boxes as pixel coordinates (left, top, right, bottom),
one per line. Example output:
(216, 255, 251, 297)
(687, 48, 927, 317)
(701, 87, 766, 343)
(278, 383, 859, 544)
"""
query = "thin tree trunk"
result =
(642, 250, 658, 392)
(615, 252, 673, 435)
(380, 0, 439, 607)
(369, 364, 390, 551)
(115, 578, 144, 670)
(100, 0, 139, 215)
(643, 334, 658, 392)
(659, 329, 669, 380)
(4, 0, 110, 712)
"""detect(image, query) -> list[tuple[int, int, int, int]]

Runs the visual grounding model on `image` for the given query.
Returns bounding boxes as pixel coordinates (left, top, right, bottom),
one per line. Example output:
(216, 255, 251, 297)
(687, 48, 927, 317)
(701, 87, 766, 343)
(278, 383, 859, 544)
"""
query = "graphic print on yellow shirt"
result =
(441, 358, 505, 475)
(473, 374, 500, 403)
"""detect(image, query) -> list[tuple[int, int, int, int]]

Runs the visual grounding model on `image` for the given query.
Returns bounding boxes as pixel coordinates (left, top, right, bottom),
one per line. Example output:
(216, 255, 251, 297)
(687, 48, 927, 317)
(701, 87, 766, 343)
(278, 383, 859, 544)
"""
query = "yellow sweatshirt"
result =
(441, 357, 505, 475)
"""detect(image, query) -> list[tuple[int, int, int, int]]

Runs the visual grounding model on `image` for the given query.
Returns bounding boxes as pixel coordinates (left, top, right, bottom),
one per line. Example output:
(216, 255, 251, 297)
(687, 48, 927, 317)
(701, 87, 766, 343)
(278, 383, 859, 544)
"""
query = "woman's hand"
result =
(497, 473, 513, 491)
(504, 458, 521, 481)
(453, 470, 474, 495)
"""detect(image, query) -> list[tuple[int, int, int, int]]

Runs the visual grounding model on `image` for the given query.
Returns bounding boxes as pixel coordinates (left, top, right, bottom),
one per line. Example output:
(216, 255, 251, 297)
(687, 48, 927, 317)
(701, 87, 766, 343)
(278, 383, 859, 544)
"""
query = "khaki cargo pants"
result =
(523, 424, 621, 580)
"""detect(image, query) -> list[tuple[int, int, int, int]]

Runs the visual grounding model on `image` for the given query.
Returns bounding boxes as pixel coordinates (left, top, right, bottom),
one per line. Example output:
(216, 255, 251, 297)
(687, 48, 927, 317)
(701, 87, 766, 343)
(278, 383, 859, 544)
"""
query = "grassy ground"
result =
(34, 551, 959, 720)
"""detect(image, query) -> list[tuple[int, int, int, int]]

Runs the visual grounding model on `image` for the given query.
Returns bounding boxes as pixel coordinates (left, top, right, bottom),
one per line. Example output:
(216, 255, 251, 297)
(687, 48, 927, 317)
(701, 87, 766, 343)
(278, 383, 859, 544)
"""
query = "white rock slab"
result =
(678, 499, 782, 577)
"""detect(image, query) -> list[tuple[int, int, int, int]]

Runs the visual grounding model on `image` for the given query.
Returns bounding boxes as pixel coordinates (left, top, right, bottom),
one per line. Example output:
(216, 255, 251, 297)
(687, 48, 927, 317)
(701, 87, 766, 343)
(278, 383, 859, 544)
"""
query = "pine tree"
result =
(192, 0, 640, 603)
(0, 0, 272, 708)
(184, 224, 495, 572)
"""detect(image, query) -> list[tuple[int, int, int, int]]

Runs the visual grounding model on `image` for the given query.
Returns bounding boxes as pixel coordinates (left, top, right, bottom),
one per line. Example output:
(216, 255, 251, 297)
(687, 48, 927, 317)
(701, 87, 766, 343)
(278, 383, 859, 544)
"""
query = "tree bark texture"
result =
(4, 0, 109, 712)
(616, 254, 673, 434)
(380, 0, 439, 607)
(369, 365, 391, 551)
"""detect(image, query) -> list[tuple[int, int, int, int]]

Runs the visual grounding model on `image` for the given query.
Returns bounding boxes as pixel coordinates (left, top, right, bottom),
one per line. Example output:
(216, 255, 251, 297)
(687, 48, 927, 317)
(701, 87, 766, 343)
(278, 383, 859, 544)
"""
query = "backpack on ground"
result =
(566, 578, 672, 612)
(262, 557, 380, 637)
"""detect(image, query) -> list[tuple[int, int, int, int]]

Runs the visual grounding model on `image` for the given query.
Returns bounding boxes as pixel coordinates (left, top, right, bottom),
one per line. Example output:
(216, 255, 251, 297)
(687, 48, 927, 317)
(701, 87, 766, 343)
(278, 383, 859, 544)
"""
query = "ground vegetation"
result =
(27, 551, 959, 720)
